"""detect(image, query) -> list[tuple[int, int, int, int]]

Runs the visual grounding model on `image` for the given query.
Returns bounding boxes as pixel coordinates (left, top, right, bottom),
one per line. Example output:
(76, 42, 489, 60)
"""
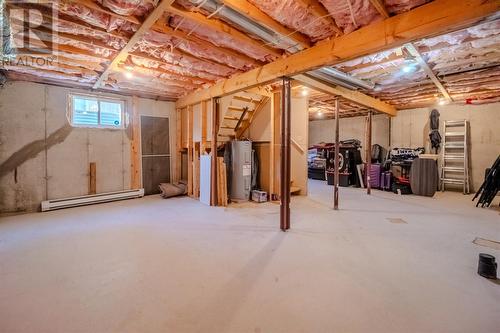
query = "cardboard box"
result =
(251, 190, 267, 202)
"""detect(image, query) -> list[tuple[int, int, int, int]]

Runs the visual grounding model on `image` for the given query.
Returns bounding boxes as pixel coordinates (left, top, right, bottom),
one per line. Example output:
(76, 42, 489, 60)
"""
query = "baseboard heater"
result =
(41, 189, 144, 212)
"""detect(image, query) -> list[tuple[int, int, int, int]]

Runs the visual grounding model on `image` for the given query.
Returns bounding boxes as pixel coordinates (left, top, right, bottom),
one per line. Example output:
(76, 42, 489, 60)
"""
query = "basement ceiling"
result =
(1, 0, 499, 109)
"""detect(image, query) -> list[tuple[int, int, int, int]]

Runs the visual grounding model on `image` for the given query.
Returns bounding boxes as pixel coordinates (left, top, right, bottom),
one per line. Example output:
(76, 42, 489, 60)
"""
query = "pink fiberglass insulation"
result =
(4, 66, 96, 83)
(55, 19, 127, 49)
(51, 35, 116, 58)
(385, 0, 430, 14)
(129, 55, 222, 81)
(132, 41, 238, 77)
(247, 0, 337, 41)
(56, 0, 137, 32)
(97, 0, 154, 16)
(114, 78, 187, 95)
(169, 15, 276, 62)
(143, 31, 254, 70)
(124, 60, 207, 84)
(320, 0, 381, 34)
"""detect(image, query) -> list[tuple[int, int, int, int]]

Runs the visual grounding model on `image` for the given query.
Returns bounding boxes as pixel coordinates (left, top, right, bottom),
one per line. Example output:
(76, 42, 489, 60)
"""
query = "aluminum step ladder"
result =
(440, 120, 470, 194)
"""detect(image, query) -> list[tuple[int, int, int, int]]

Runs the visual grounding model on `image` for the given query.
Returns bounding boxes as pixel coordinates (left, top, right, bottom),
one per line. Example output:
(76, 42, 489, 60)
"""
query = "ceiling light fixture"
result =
(124, 71, 133, 79)
(402, 65, 414, 73)
(301, 88, 308, 96)
(438, 98, 446, 106)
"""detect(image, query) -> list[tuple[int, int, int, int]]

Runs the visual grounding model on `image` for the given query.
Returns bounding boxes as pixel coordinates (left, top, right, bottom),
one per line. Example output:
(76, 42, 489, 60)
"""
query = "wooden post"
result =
(89, 162, 96, 195)
(130, 96, 141, 189)
(201, 100, 207, 154)
(334, 98, 340, 210)
(280, 77, 291, 231)
(366, 110, 372, 195)
(175, 107, 182, 183)
(210, 97, 220, 206)
(187, 105, 193, 196)
(270, 91, 281, 200)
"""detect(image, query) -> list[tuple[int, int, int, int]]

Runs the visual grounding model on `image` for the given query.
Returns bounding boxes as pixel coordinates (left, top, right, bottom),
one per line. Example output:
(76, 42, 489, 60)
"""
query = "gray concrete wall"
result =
(0, 81, 176, 213)
(308, 114, 391, 150)
(391, 103, 500, 191)
(308, 103, 500, 192)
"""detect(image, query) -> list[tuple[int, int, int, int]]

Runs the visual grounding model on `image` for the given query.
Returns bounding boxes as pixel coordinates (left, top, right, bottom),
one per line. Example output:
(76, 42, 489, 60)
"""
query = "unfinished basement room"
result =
(1, 0, 500, 332)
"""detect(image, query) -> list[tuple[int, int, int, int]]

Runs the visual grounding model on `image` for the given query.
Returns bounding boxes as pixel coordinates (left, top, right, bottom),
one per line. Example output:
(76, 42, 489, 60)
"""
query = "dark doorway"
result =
(141, 116, 170, 195)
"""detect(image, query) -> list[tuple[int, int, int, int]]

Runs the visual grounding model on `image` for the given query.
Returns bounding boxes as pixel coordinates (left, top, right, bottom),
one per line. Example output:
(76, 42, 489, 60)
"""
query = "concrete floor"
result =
(1, 180, 499, 333)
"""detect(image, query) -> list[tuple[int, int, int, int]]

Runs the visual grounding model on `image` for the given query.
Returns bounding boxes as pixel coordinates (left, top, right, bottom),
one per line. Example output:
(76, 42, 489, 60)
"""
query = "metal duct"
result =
(189, 0, 303, 53)
(187, 0, 375, 91)
(309, 67, 375, 90)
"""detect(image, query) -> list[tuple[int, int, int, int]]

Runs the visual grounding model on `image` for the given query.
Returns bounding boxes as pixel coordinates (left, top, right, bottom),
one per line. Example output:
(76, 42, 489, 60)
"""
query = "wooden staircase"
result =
(217, 95, 269, 144)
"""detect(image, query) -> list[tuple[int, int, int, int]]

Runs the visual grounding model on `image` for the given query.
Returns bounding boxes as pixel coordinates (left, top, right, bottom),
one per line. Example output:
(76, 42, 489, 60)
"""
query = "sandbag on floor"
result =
(159, 182, 187, 198)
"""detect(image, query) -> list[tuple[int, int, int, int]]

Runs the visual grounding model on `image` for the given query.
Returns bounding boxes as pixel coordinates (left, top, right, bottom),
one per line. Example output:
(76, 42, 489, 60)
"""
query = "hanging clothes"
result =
(429, 109, 442, 153)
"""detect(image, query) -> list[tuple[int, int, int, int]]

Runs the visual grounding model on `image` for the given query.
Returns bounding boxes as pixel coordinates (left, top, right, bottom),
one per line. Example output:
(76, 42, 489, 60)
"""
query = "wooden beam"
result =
(175, 107, 182, 183)
(167, 5, 282, 58)
(221, 0, 311, 49)
(404, 43, 453, 102)
(280, 77, 291, 231)
(201, 101, 208, 153)
(295, 74, 397, 116)
(93, 0, 175, 89)
(270, 91, 280, 200)
(297, 0, 343, 35)
(187, 105, 194, 196)
(369, 0, 390, 18)
(130, 96, 141, 189)
(176, 0, 499, 107)
(210, 98, 220, 206)
(89, 162, 96, 195)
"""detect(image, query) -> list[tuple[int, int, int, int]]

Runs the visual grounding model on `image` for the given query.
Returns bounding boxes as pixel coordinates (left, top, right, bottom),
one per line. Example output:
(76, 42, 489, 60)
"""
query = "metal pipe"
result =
(280, 77, 291, 231)
(366, 110, 372, 195)
(334, 98, 340, 210)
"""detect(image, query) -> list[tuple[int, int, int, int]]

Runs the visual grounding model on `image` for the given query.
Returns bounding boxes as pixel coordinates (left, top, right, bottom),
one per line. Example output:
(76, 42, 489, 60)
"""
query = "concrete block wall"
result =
(0, 81, 176, 214)
(308, 102, 500, 192)
(392, 103, 500, 192)
(308, 114, 391, 151)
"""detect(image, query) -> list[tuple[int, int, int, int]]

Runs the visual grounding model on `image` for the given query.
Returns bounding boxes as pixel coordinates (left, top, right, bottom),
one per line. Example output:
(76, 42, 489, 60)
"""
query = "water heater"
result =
(230, 141, 252, 201)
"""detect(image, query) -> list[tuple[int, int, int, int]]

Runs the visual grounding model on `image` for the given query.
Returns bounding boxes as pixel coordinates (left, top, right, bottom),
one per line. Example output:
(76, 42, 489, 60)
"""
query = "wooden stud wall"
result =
(130, 96, 141, 189)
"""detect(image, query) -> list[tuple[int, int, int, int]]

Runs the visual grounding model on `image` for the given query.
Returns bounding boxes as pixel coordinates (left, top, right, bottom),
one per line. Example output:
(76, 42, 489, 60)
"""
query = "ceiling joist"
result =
(369, 0, 390, 18)
(93, 0, 175, 89)
(295, 74, 397, 116)
(176, 0, 499, 108)
(221, 0, 311, 49)
(297, 0, 343, 35)
(166, 4, 282, 58)
(404, 43, 453, 102)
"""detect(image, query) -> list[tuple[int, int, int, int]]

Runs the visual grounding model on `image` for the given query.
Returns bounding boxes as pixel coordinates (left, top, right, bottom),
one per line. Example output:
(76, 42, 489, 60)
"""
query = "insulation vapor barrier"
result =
(247, 0, 337, 41)
(132, 41, 238, 77)
(143, 31, 254, 71)
(98, 0, 154, 16)
(169, 15, 276, 62)
(55, 0, 137, 32)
